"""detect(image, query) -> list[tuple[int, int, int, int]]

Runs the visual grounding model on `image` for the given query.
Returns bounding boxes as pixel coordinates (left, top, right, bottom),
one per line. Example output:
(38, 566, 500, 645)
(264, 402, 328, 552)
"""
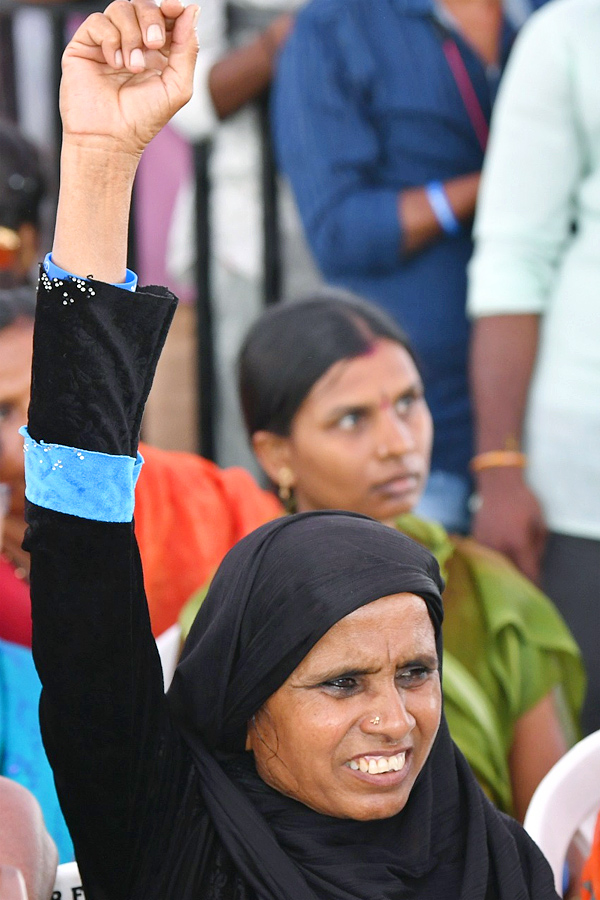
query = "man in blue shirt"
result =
(272, 0, 544, 531)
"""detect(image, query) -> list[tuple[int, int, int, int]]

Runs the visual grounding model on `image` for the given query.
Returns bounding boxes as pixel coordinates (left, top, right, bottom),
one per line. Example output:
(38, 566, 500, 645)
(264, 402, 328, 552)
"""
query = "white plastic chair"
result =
(155, 623, 182, 691)
(524, 729, 600, 895)
(53, 861, 84, 898)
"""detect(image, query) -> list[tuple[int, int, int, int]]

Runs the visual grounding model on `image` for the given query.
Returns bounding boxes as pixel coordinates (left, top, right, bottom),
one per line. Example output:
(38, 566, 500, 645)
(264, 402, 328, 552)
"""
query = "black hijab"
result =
(168, 511, 557, 900)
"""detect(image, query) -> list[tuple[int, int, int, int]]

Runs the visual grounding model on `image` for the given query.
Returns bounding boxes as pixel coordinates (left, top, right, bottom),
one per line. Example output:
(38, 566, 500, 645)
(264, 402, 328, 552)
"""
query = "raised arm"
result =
(23, 5, 200, 896)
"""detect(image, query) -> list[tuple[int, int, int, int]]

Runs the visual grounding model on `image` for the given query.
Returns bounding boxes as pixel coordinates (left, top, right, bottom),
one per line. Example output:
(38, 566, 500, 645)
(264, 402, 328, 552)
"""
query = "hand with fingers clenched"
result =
(60, 0, 199, 158)
(52, 0, 199, 283)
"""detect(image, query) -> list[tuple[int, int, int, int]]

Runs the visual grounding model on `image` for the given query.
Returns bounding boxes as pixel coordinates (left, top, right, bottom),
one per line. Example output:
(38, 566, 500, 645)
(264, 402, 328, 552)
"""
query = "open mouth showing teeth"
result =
(348, 752, 406, 774)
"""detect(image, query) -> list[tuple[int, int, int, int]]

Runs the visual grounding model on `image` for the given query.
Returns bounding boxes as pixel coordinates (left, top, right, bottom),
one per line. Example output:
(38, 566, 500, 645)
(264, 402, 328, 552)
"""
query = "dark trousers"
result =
(542, 532, 600, 735)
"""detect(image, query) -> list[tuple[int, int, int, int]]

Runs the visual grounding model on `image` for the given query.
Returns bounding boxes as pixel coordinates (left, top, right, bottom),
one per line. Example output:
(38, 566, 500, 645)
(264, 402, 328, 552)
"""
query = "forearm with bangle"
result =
(470, 448, 527, 474)
(426, 172, 480, 234)
(469, 444, 528, 514)
(400, 172, 480, 255)
(469, 314, 539, 480)
(425, 181, 462, 235)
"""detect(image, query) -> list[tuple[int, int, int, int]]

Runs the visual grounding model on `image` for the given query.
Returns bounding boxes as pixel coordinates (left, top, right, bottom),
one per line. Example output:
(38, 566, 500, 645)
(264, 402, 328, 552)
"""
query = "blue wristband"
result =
(425, 181, 461, 236)
(43, 252, 138, 292)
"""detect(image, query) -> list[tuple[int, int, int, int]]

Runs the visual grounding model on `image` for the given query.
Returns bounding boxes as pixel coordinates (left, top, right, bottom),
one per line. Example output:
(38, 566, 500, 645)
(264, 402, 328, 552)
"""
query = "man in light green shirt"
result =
(467, 0, 600, 734)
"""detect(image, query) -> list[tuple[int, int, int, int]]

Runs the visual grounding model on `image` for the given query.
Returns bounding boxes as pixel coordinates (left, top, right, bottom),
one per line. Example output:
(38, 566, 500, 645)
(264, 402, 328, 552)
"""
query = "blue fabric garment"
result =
(272, 0, 544, 479)
(43, 252, 138, 292)
(415, 469, 471, 534)
(0, 638, 74, 862)
(21, 427, 143, 523)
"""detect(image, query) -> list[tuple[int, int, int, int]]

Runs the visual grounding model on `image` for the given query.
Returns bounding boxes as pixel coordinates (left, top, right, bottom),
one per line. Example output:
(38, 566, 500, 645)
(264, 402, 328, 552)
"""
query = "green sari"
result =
(397, 514, 584, 815)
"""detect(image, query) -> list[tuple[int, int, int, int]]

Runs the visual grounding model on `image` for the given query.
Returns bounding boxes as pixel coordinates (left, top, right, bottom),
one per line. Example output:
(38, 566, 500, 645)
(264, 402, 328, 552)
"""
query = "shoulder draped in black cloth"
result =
(168, 511, 558, 900)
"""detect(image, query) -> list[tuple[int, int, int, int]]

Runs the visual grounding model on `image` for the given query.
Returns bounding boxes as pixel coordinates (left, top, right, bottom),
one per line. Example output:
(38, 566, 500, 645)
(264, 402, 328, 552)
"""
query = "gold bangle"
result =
(470, 450, 527, 473)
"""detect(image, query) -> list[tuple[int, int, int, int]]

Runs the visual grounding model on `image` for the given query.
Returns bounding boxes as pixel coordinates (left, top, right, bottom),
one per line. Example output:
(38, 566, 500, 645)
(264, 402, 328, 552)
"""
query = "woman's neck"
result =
(440, 0, 503, 67)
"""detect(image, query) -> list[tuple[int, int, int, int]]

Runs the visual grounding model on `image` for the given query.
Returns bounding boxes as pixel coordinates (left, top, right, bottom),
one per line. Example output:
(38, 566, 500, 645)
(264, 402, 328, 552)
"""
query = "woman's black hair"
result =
(239, 289, 419, 437)
(0, 119, 46, 231)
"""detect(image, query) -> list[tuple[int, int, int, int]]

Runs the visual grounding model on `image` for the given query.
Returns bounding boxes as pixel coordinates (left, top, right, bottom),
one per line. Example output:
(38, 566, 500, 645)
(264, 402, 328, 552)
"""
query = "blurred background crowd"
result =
(0, 0, 598, 895)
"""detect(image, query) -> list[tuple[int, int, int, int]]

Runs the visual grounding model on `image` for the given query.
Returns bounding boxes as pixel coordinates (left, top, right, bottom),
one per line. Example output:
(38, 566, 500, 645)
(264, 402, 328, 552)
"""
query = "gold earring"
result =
(277, 467, 294, 503)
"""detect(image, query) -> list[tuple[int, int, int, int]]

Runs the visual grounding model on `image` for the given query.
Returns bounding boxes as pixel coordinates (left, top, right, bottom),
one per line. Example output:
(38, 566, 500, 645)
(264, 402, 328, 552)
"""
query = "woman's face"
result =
(264, 339, 433, 524)
(246, 593, 441, 821)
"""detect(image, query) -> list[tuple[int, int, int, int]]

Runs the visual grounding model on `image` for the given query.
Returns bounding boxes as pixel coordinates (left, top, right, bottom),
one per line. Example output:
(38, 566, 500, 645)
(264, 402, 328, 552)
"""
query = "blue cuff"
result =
(43, 253, 138, 292)
(20, 427, 143, 523)
(425, 182, 461, 236)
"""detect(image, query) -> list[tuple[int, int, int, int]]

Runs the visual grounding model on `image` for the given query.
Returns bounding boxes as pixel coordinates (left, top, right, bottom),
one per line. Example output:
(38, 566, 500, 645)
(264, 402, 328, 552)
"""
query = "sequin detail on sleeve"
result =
(39, 267, 97, 303)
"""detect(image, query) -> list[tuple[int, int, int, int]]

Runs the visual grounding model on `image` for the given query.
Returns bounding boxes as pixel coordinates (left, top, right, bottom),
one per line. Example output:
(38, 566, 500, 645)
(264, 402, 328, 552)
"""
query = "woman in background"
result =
(185, 292, 583, 821)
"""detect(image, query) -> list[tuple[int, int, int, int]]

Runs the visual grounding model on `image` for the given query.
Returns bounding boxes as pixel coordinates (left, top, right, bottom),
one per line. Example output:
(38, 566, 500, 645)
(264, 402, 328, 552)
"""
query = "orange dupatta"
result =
(134, 443, 282, 636)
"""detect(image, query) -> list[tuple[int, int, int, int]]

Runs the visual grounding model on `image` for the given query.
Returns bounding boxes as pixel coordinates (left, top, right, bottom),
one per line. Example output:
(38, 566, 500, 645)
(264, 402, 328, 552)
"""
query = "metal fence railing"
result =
(0, 1, 284, 461)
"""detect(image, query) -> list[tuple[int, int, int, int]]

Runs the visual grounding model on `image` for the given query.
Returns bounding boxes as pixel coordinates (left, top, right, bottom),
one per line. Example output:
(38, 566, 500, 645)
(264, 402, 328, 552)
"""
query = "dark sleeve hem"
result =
(28, 272, 177, 456)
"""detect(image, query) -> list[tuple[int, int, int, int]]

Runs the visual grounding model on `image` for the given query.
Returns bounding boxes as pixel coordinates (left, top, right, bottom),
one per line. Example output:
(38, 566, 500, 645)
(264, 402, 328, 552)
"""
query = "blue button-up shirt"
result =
(272, 0, 543, 478)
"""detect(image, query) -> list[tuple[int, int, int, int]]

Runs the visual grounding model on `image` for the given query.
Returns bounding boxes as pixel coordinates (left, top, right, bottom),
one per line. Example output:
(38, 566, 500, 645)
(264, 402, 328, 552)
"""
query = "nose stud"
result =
(370, 716, 381, 726)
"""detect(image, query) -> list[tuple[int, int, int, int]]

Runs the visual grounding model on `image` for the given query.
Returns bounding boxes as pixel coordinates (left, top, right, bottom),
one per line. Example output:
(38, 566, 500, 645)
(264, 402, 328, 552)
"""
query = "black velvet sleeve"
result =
(23, 275, 205, 899)
(29, 271, 177, 455)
